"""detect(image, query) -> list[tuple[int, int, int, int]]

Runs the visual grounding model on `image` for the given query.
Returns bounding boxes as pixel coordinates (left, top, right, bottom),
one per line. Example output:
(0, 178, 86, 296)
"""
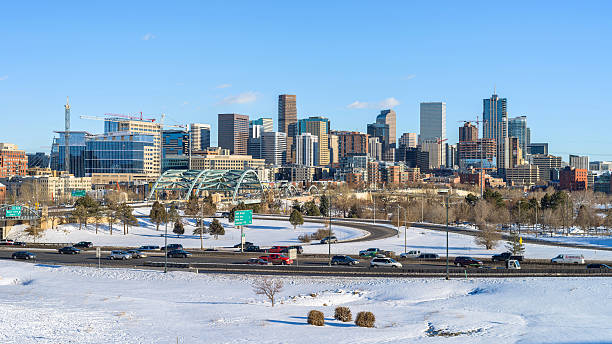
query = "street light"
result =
(438, 190, 450, 280)
(328, 192, 332, 267)
(396, 204, 408, 255)
(164, 202, 169, 273)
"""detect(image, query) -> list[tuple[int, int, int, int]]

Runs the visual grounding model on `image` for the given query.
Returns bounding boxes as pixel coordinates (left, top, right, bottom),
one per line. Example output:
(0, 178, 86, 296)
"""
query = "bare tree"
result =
(252, 278, 284, 307)
(472, 201, 501, 250)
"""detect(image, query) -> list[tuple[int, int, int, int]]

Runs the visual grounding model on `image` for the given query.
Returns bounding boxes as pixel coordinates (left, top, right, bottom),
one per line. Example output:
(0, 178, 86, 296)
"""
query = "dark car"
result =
(244, 245, 264, 252)
(454, 256, 483, 267)
(587, 263, 612, 269)
(166, 249, 192, 258)
(234, 242, 254, 248)
(161, 244, 183, 251)
(492, 252, 524, 262)
(331, 255, 359, 266)
(417, 253, 440, 260)
(12, 251, 36, 260)
(58, 246, 81, 254)
(74, 241, 93, 248)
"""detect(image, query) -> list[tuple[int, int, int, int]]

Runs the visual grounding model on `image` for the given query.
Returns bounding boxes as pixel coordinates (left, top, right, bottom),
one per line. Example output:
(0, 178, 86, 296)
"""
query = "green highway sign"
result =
(6, 206, 22, 217)
(234, 210, 253, 226)
(72, 190, 86, 197)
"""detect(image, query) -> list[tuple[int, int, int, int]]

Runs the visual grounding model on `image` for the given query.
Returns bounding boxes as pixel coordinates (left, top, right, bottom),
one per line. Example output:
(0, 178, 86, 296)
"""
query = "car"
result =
(551, 254, 585, 264)
(259, 253, 293, 265)
(127, 250, 147, 259)
(492, 252, 524, 262)
(400, 250, 421, 259)
(161, 244, 183, 251)
(58, 246, 81, 254)
(234, 242, 254, 248)
(454, 256, 483, 267)
(288, 245, 304, 254)
(167, 249, 192, 258)
(370, 257, 402, 268)
(10, 241, 26, 247)
(108, 250, 132, 260)
(244, 245, 264, 252)
(359, 248, 381, 257)
(73, 241, 93, 248)
(267, 246, 289, 253)
(0, 239, 15, 246)
(138, 245, 160, 251)
(12, 251, 36, 260)
(320, 236, 338, 244)
(331, 255, 359, 266)
(586, 263, 612, 269)
(417, 253, 440, 260)
(246, 258, 271, 265)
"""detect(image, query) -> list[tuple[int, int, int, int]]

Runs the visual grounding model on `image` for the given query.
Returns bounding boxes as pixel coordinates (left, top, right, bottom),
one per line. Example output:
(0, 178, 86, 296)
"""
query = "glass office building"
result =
(85, 133, 154, 174)
(50, 131, 89, 177)
(508, 116, 530, 159)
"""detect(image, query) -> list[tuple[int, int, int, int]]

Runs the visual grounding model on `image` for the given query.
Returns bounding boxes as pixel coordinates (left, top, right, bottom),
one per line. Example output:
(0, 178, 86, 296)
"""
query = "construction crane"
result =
(80, 113, 156, 122)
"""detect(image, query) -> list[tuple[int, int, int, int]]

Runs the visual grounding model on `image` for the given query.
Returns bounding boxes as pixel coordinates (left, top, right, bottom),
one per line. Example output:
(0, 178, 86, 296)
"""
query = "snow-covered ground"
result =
(0, 260, 611, 343)
(304, 224, 612, 261)
(6, 211, 367, 249)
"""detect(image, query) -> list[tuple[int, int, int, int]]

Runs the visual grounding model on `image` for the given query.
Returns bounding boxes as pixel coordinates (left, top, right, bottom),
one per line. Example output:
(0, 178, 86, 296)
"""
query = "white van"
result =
(551, 254, 585, 264)
(400, 250, 421, 259)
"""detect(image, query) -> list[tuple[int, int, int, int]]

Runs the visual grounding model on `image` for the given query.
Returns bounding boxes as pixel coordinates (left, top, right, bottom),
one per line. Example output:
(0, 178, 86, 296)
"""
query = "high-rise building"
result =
(190, 123, 211, 151)
(399, 133, 418, 148)
(50, 131, 90, 177)
(506, 164, 540, 186)
(560, 166, 588, 191)
(508, 116, 530, 159)
(376, 109, 397, 147)
(328, 134, 339, 165)
(368, 137, 383, 161)
(297, 116, 330, 166)
(104, 117, 162, 177)
(247, 124, 263, 159)
(459, 122, 478, 142)
(296, 133, 318, 167)
(569, 155, 589, 170)
(420, 139, 444, 170)
(483, 93, 508, 170)
(27, 152, 50, 169)
(419, 102, 446, 143)
(0, 143, 28, 178)
(86, 132, 155, 175)
(508, 137, 523, 168)
(251, 118, 274, 133)
(261, 131, 287, 166)
(331, 131, 368, 158)
(218, 113, 249, 155)
(457, 138, 497, 170)
(278, 95, 297, 163)
(162, 130, 189, 158)
(446, 144, 457, 169)
(531, 154, 562, 182)
(528, 143, 548, 155)
(367, 123, 389, 150)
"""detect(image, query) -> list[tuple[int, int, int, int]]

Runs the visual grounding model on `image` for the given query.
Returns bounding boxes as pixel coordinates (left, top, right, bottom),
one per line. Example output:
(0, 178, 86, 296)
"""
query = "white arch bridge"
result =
(147, 169, 264, 204)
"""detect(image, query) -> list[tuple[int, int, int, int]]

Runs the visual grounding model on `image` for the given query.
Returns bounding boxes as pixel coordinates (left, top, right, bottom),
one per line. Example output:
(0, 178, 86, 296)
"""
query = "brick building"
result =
(560, 166, 588, 191)
(0, 143, 28, 178)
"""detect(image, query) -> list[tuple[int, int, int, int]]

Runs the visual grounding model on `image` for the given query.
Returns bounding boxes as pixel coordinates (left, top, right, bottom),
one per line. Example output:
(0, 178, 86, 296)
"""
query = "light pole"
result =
(328, 193, 332, 267)
(164, 202, 169, 273)
(438, 190, 450, 280)
(396, 204, 408, 255)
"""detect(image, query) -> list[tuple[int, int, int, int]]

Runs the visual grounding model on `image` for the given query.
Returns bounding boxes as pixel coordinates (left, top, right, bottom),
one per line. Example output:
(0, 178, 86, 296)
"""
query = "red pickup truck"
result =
(267, 246, 289, 254)
(259, 253, 293, 265)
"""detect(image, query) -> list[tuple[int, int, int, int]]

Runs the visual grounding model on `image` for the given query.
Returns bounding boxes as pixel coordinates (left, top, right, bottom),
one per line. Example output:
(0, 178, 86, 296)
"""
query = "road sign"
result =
(72, 190, 86, 197)
(234, 210, 253, 226)
(288, 248, 297, 260)
(5, 206, 22, 217)
(96, 247, 101, 258)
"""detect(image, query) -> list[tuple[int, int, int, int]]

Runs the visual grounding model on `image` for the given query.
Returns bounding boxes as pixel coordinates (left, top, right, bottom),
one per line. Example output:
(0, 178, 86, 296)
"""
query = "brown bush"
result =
(298, 234, 311, 243)
(334, 306, 352, 322)
(307, 310, 325, 326)
(355, 311, 375, 328)
(310, 228, 334, 241)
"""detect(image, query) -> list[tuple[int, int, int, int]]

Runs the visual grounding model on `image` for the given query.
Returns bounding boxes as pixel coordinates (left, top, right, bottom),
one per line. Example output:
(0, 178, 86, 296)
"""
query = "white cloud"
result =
(378, 97, 400, 108)
(403, 74, 416, 80)
(142, 33, 156, 41)
(220, 91, 257, 105)
(216, 83, 232, 89)
(0, 75, 7, 81)
(346, 97, 400, 109)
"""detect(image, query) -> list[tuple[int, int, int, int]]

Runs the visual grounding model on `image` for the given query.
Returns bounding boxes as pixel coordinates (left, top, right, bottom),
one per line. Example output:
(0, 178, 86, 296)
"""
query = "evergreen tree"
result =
(319, 195, 330, 216)
(209, 218, 225, 239)
(465, 193, 479, 206)
(173, 220, 185, 236)
(289, 209, 304, 229)
(149, 201, 167, 231)
(73, 204, 88, 230)
(505, 232, 525, 255)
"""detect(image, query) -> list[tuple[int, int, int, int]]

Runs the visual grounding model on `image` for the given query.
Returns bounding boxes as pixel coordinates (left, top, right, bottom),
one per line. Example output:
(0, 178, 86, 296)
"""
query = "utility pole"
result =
(199, 201, 204, 250)
(164, 202, 168, 273)
(64, 97, 70, 174)
(396, 205, 400, 238)
(328, 193, 332, 266)
(445, 194, 449, 280)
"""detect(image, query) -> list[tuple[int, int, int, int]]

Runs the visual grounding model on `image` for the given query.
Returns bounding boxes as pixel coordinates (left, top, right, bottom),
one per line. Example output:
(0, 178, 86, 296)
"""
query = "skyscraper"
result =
(399, 133, 418, 148)
(190, 123, 211, 151)
(483, 93, 508, 170)
(261, 131, 287, 166)
(459, 122, 478, 142)
(297, 116, 330, 166)
(251, 117, 274, 133)
(419, 102, 446, 143)
(508, 116, 530, 159)
(331, 131, 368, 158)
(368, 137, 383, 161)
(278, 95, 297, 163)
(218, 113, 249, 155)
(569, 155, 589, 170)
(376, 109, 396, 147)
(247, 124, 263, 159)
(104, 117, 162, 176)
(296, 133, 318, 166)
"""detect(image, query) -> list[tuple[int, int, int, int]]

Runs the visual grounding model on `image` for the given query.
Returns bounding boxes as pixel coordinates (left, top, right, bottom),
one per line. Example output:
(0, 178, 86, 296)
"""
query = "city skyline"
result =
(1, 2, 611, 160)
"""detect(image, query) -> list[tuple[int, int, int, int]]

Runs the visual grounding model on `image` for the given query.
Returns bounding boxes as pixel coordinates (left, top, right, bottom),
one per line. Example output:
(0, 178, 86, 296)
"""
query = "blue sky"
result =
(1, 1, 611, 161)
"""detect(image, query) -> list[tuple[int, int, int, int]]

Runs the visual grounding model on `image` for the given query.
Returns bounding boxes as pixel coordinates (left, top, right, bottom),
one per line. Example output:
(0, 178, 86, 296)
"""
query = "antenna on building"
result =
(64, 96, 71, 174)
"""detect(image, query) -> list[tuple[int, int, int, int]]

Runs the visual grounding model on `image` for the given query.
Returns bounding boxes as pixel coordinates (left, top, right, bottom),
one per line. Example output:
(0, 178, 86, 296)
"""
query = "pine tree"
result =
(319, 195, 330, 216)
(173, 220, 185, 236)
(209, 218, 225, 239)
(505, 232, 525, 255)
(289, 209, 304, 230)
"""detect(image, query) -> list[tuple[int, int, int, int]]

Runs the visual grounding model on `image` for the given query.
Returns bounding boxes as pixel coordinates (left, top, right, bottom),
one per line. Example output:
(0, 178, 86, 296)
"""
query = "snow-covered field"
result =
(7, 210, 367, 249)
(0, 260, 611, 343)
(304, 224, 612, 261)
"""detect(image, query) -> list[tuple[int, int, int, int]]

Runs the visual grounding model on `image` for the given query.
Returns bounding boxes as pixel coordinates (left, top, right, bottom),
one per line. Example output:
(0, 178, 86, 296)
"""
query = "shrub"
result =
(310, 228, 334, 241)
(355, 311, 375, 328)
(298, 234, 311, 243)
(307, 310, 325, 326)
(334, 306, 352, 322)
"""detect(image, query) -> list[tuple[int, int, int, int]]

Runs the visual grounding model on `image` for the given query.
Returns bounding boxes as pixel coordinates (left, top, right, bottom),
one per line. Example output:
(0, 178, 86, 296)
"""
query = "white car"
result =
(108, 250, 132, 260)
(370, 257, 402, 268)
(551, 254, 585, 264)
(400, 250, 421, 259)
